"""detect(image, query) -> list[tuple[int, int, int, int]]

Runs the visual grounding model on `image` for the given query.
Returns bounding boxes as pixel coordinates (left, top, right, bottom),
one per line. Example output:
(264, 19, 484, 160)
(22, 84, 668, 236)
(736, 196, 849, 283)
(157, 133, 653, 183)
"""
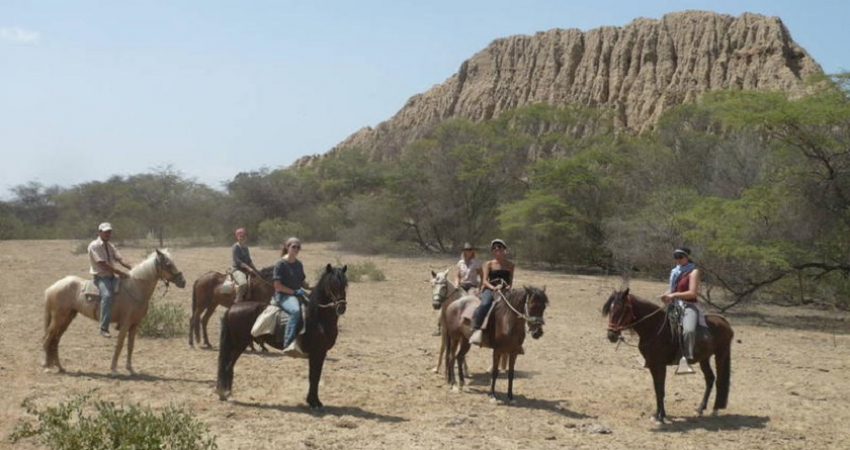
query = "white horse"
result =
(42, 249, 186, 375)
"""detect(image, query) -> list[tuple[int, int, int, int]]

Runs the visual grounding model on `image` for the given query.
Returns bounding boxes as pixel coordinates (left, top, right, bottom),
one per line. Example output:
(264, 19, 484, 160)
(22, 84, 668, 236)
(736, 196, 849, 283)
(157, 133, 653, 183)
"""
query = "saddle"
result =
(666, 301, 713, 363)
(250, 301, 308, 355)
(83, 280, 101, 301)
(460, 297, 498, 348)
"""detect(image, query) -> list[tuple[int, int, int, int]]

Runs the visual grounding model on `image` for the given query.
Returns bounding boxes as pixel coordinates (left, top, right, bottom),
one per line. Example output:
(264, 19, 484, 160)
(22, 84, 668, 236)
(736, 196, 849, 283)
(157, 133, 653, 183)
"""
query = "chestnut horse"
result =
(442, 286, 548, 403)
(42, 249, 186, 375)
(602, 288, 734, 423)
(216, 264, 348, 408)
(189, 266, 274, 348)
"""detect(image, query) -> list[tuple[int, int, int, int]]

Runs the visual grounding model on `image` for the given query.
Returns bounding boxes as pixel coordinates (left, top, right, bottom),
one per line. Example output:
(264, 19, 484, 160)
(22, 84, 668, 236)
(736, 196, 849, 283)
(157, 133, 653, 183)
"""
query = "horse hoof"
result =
(451, 386, 460, 393)
(711, 410, 720, 417)
(507, 399, 516, 406)
(489, 397, 499, 404)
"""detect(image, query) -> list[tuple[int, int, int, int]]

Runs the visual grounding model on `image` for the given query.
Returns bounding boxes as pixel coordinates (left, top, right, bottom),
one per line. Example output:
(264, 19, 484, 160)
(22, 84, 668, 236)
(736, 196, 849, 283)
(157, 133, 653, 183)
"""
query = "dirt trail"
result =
(1, 241, 849, 449)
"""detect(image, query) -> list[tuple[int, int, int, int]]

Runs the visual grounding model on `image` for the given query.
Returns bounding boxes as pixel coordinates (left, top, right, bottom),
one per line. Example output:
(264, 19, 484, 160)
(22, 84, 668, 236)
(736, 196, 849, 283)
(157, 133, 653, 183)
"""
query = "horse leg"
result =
(696, 358, 715, 416)
(445, 336, 458, 388)
(43, 311, 73, 373)
(488, 351, 501, 402)
(201, 306, 216, 348)
(506, 354, 518, 405)
(125, 323, 139, 375)
(110, 326, 128, 376)
(456, 340, 471, 391)
(649, 364, 667, 423)
(306, 352, 328, 409)
(216, 318, 248, 401)
(434, 328, 446, 373)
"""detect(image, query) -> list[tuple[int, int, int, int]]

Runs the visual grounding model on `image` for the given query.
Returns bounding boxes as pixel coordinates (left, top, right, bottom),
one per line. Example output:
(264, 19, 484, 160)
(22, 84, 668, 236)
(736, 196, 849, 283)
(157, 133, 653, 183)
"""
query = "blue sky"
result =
(1, 1, 847, 198)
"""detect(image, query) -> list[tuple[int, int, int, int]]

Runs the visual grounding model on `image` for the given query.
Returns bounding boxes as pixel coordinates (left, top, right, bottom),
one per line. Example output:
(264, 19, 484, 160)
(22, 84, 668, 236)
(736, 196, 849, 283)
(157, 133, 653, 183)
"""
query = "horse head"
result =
(522, 286, 549, 339)
(430, 269, 453, 310)
(602, 288, 634, 343)
(314, 264, 348, 316)
(155, 249, 186, 288)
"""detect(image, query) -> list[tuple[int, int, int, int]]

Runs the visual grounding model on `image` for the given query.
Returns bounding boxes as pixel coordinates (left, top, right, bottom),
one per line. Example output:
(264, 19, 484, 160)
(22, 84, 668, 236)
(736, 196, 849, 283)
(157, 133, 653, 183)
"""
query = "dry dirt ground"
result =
(2, 240, 850, 450)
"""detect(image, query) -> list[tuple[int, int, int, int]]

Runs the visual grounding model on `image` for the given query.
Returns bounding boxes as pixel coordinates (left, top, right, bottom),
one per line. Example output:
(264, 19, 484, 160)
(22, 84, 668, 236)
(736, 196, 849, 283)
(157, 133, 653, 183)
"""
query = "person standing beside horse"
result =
(470, 239, 515, 346)
(273, 237, 310, 357)
(661, 247, 701, 375)
(88, 222, 132, 338)
(454, 242, 483, 295)
(231, 228, 259, 302)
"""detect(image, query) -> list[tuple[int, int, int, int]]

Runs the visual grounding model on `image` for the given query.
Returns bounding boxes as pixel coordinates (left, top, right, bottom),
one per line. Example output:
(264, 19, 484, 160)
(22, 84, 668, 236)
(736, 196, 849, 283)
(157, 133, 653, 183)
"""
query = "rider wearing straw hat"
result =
(454, 242, 483, 295)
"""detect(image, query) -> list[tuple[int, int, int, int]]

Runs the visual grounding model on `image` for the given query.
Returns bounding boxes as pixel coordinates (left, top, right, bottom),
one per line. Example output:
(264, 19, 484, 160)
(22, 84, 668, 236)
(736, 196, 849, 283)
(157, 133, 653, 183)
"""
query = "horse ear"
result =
(325, 263, 333, 273)
(624, 287, 630, 296)
(431, 270, 437, 278)
(341, 265, 347, 274)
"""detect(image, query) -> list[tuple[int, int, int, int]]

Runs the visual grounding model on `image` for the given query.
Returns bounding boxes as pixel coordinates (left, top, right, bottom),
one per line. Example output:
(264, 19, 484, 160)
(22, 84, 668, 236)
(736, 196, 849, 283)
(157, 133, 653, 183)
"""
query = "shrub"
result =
(9, 392, 217, 450)
(337, 260, 386, 283)
(139, 300, 185, 338)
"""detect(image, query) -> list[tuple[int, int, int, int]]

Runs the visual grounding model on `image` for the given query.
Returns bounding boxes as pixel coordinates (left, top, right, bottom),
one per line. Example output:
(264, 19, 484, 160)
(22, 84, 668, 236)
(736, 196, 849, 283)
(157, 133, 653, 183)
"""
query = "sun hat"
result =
(490, 239, 508, 249)
(673, 248, 691, 259)
(98, 222, 113, 232)
(462, 242, 476, 251)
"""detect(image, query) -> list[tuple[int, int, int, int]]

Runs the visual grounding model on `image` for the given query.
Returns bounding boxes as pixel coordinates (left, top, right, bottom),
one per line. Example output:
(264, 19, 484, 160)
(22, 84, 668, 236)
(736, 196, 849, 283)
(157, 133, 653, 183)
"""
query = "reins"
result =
(497, 289, 545, 325)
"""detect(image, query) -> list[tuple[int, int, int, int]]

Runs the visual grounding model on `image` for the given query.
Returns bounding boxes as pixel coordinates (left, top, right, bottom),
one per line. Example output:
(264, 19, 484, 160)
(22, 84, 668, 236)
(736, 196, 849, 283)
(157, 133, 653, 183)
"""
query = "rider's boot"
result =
(675, 356, 695, 375)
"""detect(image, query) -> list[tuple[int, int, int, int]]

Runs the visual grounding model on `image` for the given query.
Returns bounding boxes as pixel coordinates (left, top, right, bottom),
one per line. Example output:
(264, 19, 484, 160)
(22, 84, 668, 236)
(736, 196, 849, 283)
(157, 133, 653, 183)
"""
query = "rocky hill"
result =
(306, 10, 823, 164)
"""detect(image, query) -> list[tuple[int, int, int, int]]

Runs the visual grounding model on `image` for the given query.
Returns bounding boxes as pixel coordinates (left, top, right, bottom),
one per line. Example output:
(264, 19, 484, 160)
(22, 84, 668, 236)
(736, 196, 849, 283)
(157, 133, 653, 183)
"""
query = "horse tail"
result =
(714, 347, 732, 410)
(216, 313, 233, 395)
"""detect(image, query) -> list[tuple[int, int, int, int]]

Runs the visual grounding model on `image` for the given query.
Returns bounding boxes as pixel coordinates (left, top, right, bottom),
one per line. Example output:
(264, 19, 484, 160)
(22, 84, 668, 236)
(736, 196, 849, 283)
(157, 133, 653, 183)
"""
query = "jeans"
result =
(94, 275, 117, 332)
(473, 289, 496, 329)
(275, 292, 302, 348)
(676, 300, 698, 359)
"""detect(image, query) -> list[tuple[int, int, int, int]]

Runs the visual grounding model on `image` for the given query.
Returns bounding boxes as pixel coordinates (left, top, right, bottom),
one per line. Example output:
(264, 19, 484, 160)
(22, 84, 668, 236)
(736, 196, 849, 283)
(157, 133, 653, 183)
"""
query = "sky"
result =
(2, 1, 848, 199)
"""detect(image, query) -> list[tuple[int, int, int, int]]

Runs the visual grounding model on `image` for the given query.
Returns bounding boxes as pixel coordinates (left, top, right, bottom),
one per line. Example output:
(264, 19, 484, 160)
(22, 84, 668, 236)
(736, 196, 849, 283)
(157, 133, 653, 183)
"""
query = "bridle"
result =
(314, 283, 348, 316)
(432, 279, 460, 306)
(607, 293, 665, 333)
(499, 289, 545, 327)
(154, 253, 184, 289)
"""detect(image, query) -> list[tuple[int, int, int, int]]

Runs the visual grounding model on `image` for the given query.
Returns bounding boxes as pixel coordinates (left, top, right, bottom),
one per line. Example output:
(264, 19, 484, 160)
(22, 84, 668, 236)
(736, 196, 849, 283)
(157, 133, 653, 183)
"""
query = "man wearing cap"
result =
(88, 222, 132, 338)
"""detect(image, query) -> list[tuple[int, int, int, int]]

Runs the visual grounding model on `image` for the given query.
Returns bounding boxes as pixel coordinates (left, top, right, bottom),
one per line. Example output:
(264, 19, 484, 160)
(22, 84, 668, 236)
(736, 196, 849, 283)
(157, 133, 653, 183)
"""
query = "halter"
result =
(154, 252, 184, 290)
(498, 290, 545, 326)
(432, 280, 459, 305)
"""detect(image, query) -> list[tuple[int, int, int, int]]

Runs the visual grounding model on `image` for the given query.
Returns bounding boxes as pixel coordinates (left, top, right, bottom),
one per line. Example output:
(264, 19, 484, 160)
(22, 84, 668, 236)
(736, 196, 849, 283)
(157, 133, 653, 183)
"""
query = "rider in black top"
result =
(470, 239, 515, 345)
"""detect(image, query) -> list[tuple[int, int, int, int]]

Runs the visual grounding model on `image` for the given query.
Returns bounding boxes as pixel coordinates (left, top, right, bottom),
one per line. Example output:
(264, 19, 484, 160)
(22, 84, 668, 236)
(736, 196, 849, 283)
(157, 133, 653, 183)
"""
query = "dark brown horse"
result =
(216, 264, 348, 408)
(189, 266, 274, 348)
(442, 286, 548, 404)
(602, 288, 734, 423)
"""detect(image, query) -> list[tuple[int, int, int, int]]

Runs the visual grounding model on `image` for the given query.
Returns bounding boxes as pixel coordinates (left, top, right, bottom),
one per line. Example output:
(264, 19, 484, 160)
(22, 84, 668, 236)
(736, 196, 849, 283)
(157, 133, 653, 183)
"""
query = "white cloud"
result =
(0, 26, 41, 43)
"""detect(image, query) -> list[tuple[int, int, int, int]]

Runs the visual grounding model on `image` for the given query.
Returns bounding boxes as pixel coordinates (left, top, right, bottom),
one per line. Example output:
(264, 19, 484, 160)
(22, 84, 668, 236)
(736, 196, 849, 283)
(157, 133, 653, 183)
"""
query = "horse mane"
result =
(498, 286, 548, 311)
(601, 289, 660, 316)
(256, 265, 274, 281)
(129, 249, 171, 280)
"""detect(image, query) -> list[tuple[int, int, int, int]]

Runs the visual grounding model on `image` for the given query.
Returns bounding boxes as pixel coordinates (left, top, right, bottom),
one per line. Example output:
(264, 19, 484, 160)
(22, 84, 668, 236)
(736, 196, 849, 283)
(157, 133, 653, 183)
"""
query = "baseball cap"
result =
(98, 222, 113, 232)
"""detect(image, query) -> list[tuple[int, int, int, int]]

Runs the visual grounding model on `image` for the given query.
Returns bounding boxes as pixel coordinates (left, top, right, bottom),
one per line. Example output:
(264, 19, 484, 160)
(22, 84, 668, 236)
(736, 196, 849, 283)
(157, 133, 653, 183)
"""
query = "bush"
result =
(139, 300, 185, 338)
(339, 260, 386, 283)
(9, 392, 217, 450)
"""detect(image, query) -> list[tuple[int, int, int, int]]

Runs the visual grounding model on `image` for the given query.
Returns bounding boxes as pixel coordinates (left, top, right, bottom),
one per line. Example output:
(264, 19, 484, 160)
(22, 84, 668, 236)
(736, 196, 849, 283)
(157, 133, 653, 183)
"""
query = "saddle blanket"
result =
(220, 279, 236, 296)
(82, 280, 100, 301)
(250, 304, 307, 338)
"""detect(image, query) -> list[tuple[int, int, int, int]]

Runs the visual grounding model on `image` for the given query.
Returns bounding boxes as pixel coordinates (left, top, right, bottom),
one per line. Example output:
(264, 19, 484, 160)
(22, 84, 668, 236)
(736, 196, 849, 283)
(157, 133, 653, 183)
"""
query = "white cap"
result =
(98, 222, 113, 232)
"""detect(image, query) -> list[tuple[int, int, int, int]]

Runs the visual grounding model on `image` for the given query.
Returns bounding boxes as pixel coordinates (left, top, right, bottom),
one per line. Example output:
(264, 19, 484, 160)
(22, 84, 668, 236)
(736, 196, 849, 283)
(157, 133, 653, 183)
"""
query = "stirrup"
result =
(469, 329, 483, 345)
(675, 356, 695, 375)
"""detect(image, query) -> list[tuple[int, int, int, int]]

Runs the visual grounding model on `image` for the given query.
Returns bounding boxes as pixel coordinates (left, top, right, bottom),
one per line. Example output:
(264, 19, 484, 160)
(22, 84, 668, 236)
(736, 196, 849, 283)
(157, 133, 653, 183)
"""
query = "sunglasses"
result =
(290, 245, 301, 249)
(492, 245, 506, 250)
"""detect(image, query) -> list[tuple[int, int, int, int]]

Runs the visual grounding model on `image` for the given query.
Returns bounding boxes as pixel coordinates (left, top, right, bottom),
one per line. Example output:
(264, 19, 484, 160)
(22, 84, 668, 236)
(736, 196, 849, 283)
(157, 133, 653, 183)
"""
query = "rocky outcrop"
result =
(308, 10, 822, 164)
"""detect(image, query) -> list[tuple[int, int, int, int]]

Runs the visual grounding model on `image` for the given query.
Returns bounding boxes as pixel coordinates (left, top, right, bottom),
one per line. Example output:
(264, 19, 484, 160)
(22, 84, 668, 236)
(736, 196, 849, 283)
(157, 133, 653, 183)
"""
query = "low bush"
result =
(9, 392, 217, 450)
(139, 299, 185, 338)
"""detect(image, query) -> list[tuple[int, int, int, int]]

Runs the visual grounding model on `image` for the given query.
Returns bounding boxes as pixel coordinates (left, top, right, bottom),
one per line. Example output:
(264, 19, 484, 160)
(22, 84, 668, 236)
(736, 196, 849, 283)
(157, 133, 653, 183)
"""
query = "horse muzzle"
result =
(173, 273, 187, 289)
(335, 302, 347, 316)
(530, 326, 544, 339)
(431, 295, 443, 310)
(606, 329, 621, 343)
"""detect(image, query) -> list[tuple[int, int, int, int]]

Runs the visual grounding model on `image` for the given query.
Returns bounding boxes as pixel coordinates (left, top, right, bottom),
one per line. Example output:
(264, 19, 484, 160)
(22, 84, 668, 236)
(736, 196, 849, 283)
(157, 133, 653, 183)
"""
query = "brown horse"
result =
(442, 286, 548, 404)
(602, 288, 734, 423)
(216, 264, 348, 408)
(42, 249, 186, 375)
(189, 266, 274, 348)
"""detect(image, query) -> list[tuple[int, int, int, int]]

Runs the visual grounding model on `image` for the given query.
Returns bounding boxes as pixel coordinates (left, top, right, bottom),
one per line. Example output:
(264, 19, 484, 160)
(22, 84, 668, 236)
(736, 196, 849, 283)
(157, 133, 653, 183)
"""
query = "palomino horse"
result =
(217, 264, 348, 408)
(443, 286, 548, 403)
(602, 288, 734, 423)
(42, 249, 186, 375)
(430, 269, 466, 374)
(189, 266, 274, 348)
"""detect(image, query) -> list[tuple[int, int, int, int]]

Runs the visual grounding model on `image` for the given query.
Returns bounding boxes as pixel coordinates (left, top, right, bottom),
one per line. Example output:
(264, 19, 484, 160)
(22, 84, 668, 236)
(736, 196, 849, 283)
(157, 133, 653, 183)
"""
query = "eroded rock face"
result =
(313, 11, 822, 164)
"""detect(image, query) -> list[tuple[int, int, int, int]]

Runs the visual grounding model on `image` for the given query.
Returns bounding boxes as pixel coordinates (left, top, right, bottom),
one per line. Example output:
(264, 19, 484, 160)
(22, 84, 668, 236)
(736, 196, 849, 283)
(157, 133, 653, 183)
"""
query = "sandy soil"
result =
(2, 240, 849, 450)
